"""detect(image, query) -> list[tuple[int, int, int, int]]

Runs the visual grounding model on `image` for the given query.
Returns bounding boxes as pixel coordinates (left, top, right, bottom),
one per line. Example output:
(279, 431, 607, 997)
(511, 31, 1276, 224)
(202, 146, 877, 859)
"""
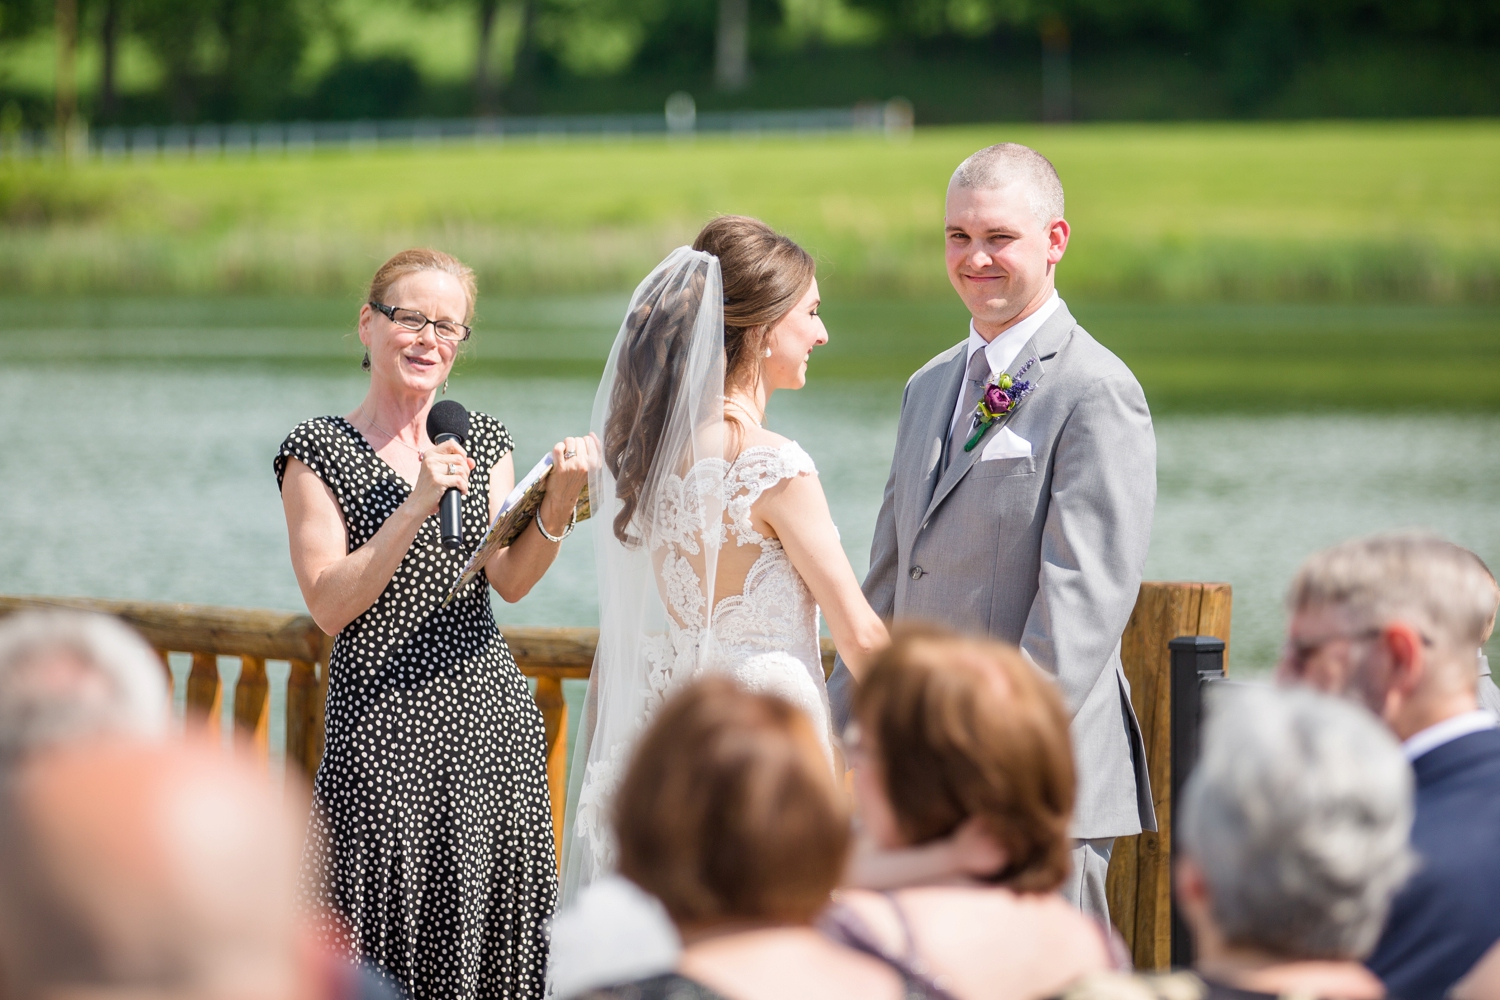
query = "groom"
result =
(829, 142, 1157, 921)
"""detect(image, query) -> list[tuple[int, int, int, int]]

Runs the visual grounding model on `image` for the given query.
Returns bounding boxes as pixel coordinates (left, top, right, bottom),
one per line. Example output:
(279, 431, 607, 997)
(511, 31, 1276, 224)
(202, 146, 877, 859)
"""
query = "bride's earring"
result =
(764, 347, 772, 358)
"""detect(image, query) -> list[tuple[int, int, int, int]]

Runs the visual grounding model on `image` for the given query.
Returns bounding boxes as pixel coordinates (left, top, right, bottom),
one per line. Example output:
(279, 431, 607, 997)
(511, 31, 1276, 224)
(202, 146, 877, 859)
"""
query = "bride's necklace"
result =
(357, 405, 424, 457)
(722, 396, 764, 428)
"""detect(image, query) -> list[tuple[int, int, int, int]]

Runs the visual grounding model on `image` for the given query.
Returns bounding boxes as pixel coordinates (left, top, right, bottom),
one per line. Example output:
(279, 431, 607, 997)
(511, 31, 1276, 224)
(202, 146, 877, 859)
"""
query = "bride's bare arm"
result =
(759, 472, 888, 680)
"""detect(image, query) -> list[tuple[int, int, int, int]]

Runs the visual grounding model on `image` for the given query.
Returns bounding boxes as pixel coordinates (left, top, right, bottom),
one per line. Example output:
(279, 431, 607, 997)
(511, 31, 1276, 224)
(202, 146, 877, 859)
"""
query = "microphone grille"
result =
(426, 399, 470, 443)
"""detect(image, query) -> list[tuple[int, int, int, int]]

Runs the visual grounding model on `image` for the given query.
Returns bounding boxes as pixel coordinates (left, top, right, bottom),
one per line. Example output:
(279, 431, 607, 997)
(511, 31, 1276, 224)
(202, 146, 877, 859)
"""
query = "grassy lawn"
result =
(2, 120, 1498, 300)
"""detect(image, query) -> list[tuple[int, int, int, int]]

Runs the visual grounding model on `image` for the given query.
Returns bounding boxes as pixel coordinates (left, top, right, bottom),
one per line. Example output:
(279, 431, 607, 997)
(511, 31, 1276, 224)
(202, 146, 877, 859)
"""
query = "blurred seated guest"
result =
(1278, 532, 1500, 1000)
(575, 676, 929, 1000)
(828, 627, 1126, 1000)
(1174, 684, 1414, 1000)
(0, 609, 168, 768)
(0, 739, 396, 1000)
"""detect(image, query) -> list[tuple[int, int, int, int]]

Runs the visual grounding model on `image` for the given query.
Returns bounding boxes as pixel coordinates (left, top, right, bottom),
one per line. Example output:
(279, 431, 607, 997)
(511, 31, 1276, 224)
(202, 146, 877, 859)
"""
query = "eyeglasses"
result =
(1280, 626, 1434, 675)
(1281, 628, 1381, 675)
(370, 301, 472, 343)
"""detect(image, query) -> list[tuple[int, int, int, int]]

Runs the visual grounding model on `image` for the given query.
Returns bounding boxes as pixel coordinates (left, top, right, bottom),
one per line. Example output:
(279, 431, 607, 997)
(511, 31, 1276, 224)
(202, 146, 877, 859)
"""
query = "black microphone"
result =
(426, 400, 471, 551)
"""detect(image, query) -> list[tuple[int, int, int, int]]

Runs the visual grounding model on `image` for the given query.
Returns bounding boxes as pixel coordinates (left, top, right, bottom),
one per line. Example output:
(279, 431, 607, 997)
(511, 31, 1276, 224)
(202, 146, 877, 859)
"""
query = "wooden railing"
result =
(0, 581, 1230, 970)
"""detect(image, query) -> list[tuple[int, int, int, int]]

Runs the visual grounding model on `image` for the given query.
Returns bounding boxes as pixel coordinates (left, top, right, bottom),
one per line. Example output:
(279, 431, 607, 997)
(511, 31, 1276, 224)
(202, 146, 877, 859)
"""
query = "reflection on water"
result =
(3, 360, 1497, 679)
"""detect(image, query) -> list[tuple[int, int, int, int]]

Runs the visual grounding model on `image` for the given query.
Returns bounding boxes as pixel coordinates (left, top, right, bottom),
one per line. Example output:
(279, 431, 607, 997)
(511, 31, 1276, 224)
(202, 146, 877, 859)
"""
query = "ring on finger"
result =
(446, 462, 457, 475)
(564, 448, 576, 459)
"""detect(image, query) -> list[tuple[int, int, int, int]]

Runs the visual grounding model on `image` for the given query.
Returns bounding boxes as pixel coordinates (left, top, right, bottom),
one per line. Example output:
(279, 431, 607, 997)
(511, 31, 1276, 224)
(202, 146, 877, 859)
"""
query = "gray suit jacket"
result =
(829, 302, 1157, 840)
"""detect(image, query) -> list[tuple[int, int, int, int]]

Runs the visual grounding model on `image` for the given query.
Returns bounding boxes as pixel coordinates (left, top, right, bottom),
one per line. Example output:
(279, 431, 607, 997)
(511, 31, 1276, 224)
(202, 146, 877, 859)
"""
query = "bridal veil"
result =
(560, 247, 727, 904)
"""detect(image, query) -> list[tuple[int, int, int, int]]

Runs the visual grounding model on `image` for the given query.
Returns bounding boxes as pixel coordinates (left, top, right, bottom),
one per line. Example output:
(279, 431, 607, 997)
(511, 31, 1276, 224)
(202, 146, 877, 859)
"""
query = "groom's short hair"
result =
(951, 143, 1065, 225)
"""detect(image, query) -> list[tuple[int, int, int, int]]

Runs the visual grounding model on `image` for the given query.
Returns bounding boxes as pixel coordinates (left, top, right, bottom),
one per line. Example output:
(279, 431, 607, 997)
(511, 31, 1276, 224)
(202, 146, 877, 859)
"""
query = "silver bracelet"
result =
(535, 504, 577, 544)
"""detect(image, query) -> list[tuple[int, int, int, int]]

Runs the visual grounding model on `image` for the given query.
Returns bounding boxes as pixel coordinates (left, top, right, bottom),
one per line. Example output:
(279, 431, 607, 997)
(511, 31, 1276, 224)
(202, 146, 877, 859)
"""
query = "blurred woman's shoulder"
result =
(827, 886, 1118, 1000)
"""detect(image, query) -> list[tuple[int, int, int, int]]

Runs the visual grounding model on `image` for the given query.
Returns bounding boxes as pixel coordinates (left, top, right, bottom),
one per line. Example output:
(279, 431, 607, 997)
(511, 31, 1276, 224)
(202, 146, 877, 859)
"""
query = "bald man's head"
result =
(0, 610, 169, 768)
(950, 142, 1065, 226)
(0, 742, 309, 1000)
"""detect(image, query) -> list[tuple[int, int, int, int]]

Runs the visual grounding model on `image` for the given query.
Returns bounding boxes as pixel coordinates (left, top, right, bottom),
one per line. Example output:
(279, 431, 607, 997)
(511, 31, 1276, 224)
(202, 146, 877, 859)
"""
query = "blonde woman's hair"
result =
(368, 248, 478, 324)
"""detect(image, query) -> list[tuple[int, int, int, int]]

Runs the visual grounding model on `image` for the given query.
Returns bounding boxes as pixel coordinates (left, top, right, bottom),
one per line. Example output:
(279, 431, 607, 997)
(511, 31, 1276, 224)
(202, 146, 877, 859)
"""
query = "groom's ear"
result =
(1046, 218, 1071, 265)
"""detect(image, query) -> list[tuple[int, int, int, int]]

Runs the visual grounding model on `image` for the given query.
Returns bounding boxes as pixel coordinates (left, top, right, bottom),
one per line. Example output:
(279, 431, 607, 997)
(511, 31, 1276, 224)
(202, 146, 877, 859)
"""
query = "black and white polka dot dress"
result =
(274, 414, 556, 1000)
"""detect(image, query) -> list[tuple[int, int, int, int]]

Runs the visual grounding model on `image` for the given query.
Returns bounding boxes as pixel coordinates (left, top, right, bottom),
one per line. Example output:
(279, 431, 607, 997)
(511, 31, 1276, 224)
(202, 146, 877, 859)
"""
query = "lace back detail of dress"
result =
(574, 440, 830, 880)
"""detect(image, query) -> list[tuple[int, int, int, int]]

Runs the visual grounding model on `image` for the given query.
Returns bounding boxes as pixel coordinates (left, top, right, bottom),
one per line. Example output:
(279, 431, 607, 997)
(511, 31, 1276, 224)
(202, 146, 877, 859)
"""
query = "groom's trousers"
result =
(1064, 838, 1114, 925)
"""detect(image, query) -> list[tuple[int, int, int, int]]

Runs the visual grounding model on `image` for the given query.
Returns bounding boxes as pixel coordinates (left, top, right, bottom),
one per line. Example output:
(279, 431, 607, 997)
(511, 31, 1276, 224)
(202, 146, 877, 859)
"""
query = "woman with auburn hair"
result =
(276, 248, 599, 999)
(830, 626, 1127, 1000)
(564, 216, 888, 901)
(578, 676, 935, 1000)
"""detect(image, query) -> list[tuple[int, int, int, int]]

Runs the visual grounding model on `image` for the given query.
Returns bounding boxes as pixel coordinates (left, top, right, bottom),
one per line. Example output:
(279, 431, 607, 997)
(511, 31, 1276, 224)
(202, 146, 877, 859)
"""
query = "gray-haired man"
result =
(829, 142, 1157, 921)
(1278, 532, 1500, 1000)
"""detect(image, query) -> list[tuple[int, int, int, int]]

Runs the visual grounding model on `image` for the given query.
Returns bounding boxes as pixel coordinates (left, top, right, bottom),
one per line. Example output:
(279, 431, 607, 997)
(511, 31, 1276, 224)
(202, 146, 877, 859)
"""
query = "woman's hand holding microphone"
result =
(410, 438, 476, 517)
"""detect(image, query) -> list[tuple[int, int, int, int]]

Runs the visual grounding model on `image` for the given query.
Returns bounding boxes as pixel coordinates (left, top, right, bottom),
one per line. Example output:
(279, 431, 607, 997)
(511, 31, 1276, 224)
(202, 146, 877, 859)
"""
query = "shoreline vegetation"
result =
(2, 121, 1498, 303)
(4, 294, 1497, 412)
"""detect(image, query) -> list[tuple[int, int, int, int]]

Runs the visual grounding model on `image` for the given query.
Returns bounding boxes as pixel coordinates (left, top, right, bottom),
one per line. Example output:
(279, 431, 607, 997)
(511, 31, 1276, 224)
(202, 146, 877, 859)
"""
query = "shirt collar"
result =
(966, 291, 1062, 375)
(1402, 709, 1499, 762)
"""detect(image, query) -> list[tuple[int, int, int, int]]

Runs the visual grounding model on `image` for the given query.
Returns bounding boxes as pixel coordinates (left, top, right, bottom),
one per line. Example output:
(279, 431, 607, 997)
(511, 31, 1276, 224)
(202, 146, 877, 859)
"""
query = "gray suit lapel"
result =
(922, 304, 1075, 523)
(916, 348, 969, 512)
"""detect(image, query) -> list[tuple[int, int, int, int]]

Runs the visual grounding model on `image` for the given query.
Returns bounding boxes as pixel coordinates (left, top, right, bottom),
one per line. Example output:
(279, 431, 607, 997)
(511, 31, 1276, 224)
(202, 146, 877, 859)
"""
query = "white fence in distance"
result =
(1, 98, 915, 161)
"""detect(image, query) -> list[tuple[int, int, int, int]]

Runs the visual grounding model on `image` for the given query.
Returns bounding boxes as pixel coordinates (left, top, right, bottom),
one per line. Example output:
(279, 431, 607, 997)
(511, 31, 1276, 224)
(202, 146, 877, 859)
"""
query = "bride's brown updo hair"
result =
(692, 215, 815, 392)
(605, 216, 815, 545)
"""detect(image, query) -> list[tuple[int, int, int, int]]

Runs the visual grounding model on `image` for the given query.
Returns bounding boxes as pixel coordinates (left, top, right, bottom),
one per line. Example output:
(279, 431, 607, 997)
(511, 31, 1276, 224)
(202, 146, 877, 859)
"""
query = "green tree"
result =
(0, 0, 51, 39)
(410, 0, 512, 113)
(130, 0, 316, 121)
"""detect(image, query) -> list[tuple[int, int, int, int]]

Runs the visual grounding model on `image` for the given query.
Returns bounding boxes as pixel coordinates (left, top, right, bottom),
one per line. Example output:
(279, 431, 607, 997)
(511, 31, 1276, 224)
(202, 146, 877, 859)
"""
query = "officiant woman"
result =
(275, 248, 599, 1000)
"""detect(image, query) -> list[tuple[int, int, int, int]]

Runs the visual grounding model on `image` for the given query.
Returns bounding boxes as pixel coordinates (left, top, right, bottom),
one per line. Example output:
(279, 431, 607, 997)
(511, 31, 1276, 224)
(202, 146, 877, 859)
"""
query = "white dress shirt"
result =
(1401, 709, 1499, 762)
(950, 291, 1063, 437)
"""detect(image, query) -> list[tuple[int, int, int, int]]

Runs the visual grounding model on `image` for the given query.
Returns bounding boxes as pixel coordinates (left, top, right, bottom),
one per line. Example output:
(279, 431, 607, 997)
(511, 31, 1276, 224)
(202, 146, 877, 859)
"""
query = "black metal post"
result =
(1168, 635, 1226, 968)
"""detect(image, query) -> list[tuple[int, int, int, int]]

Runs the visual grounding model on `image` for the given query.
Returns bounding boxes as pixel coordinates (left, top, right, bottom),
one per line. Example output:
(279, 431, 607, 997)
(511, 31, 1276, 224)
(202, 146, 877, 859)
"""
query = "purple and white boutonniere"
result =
(963, 358, 1036, 452)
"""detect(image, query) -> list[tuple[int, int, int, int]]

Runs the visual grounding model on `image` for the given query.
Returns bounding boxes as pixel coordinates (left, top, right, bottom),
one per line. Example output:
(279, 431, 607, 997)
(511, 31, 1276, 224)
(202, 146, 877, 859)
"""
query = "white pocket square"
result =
(979, 426, 1033, 462)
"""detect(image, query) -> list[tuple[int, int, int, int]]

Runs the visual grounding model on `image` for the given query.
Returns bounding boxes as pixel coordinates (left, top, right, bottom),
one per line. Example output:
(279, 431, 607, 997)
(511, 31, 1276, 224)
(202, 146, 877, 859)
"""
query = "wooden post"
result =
(285, 657, 326, 786)
(533, 675, 569, 865)
(1106, 582, 1232, 971)
(234, 655, 271, 755)
(185, 651, 222, 736)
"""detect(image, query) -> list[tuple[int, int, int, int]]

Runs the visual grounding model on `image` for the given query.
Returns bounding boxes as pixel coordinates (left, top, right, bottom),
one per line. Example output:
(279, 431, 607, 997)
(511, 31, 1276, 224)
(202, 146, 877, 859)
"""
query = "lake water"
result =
(2, 299, 1498, 687)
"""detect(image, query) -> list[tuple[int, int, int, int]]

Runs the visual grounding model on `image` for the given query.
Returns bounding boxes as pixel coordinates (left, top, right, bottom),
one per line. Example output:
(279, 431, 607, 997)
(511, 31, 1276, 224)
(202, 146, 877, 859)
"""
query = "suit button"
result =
(909, 566, 925, 580)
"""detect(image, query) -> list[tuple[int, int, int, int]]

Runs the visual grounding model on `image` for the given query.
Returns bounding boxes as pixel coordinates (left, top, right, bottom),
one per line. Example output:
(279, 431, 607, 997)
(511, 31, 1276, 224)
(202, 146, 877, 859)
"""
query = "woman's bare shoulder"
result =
(738, 425, 796, 453)
(830, 889, 910, 954)
(902, 885, 1109, 953)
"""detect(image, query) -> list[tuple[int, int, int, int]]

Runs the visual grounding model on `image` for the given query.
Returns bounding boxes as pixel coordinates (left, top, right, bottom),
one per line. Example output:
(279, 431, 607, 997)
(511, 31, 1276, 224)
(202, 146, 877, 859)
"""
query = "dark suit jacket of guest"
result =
(1367, 727, 1500, 1000)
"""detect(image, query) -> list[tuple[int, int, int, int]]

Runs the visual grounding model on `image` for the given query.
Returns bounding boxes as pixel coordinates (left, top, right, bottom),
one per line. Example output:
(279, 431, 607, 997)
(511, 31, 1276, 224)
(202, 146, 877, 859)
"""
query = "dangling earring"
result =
(764, 347, 773, 358)
(442, 378, 449, 396)
(361, 350, 371, 372)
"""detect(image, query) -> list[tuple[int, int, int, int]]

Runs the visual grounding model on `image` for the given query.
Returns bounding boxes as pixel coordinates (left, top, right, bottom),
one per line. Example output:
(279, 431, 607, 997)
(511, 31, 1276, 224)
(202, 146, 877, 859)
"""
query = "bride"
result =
(561, 216, 889, 902)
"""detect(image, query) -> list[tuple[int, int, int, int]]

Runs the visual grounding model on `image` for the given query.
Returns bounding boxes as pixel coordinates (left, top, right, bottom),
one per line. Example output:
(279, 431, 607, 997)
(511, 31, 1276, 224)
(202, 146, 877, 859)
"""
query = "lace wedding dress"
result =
(570, 442, 831, 885)
(558, 247, 833, 906)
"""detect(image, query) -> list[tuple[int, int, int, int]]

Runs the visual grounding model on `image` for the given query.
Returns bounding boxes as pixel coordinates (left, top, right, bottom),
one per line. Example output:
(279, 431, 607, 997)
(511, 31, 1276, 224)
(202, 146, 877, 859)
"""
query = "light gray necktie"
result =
(943, 348, 992, 474)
